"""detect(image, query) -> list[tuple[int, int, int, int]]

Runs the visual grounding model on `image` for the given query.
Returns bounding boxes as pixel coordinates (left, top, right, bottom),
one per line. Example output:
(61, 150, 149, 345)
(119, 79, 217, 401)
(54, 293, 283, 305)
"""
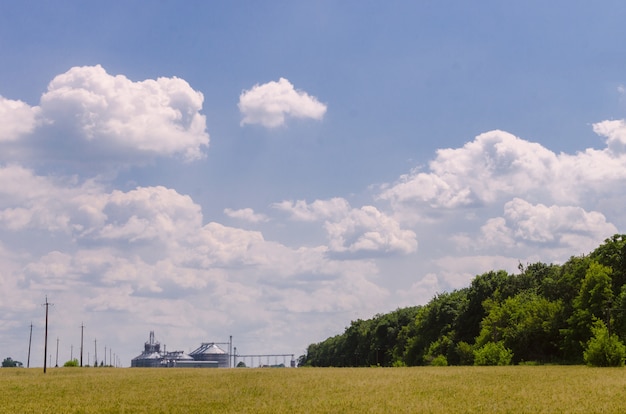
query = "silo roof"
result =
(132, 351, 162, 360)
(190, 343, 226, 355)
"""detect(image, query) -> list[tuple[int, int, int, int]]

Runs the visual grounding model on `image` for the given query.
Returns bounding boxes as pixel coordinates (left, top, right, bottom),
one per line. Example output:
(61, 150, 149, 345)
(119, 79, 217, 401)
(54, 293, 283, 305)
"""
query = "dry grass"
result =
(1, 366, 625, 413)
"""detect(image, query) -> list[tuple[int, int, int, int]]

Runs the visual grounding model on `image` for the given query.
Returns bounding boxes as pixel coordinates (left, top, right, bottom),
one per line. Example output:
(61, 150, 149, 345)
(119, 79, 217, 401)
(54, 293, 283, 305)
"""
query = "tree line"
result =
(301, 234, 626, 367)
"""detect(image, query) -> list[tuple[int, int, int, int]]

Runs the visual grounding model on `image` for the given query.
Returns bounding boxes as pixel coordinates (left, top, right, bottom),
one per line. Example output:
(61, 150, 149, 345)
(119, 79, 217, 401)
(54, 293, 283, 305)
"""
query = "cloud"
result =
(40, 65, 209, 161)
(433, 256, 521, 290)
(593, 120, 626, 155)
(238, 77, 327, 128)
(395, 273, 443, 307)
(274, 198, 416, 256)
(273, 198, 350, 221)
(0, 167, 203, 244)
(0, 66, 210, 170)
(96, 186, 202, 243)
(375, 124, 626, 291)
(379, 128, 626, 223)
(0, 164, 105, 233)
(4, 63, 626, 366)
(224, 207, 269, 223)
(0, 158, 393, 364)
(477, 198, 617, 258)
(324, 206, 417, 256)
(0, 96, 39, 142)
(378, 130, 559, 212)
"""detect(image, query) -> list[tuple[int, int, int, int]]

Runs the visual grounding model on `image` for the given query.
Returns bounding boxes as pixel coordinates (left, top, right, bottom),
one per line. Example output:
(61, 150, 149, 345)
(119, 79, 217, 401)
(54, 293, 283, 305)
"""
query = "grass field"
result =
(1, 366, 625, 413)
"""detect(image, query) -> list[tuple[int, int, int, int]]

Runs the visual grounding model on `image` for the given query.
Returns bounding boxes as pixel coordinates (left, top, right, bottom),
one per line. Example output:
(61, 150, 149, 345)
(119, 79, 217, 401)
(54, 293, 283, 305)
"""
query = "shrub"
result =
(455, 341, 474, 366)
(2, 357, 22, 367)
(64, 359, 79, 367)
(431, 355, 448, 366)
(583, 320, 626, 367)
(474, 342, 513, 366)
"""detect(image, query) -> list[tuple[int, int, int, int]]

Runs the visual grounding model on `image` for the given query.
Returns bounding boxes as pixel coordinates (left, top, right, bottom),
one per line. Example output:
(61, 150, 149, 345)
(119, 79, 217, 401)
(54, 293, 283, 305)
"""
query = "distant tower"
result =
(146, 331, 160, 354)
(131, 331, 163, 367)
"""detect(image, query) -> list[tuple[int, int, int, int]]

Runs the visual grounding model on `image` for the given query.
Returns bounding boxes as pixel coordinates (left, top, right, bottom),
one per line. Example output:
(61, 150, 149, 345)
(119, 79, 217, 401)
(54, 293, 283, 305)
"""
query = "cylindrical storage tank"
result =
(189, 343, 229, 368)
(131, 331, 163, 367)
(131, 351, 162, 367)
(164, 351, 194, 367)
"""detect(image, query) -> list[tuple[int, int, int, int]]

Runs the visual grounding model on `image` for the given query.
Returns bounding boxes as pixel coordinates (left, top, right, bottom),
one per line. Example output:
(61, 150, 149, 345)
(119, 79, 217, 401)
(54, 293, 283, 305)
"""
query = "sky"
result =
(2, 1, 626, 367)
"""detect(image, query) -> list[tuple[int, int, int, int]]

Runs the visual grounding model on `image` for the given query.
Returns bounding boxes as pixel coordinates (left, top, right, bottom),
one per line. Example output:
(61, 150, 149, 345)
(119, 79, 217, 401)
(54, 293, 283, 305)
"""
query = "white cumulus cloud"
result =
(273, 198, 416, 256)
(0, 66, 210, 170)
(39, 65, 209, 161)
(273, 198, 350, 221)
(379, 128, 626, 224)
(324, 206, 417, 256)
(480, 198, 617, 254)
(593, 119, 626, 155)
(0, 96, 39, 142)
(224, 208, 269, 223)
(238, 77, 327, 128)
(379, 130, 559, 212)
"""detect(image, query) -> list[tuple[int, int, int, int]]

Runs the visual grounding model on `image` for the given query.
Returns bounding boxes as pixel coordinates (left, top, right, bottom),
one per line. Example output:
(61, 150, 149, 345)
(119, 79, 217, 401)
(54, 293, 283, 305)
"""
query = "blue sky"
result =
(2, 1, 626, 366)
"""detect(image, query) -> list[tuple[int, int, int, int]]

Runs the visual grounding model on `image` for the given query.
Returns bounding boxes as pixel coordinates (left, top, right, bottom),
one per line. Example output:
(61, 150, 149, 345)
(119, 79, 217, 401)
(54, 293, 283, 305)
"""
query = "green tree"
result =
(430, 355, 448, 366)
(583, 320, 626, 367)
(475, 291, 564, 363)
(455, 271, 509, 345)
(565, 261, 613, 359)
(549, 256, 592, 310)
(424, 334, 453, 365)
(610, 285, 626, 342)
(455, 341, 474, 365)
(590, 234, 626, 295)
(301, 238, 626, 368)
(404, 290, 467, 365)
(64, 359, 79, 367)
(2, 357, 22, 367)
(473, 342, 513, 366)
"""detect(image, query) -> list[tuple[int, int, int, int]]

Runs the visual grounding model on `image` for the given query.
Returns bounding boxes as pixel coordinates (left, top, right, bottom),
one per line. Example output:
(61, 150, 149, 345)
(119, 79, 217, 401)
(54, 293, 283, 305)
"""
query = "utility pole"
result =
(94, 338, 97, 367)
(55, 338, 59, 367)
(43, 296, 52, 374)
(80, 323, 85, 367)
(27, 322, 33, 368)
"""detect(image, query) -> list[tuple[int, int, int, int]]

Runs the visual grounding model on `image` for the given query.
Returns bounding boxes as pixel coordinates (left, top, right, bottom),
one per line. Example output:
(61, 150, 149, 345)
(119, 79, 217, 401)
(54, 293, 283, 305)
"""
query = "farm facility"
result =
(130, 331, 295, 368)
(131, 331, 231, 368)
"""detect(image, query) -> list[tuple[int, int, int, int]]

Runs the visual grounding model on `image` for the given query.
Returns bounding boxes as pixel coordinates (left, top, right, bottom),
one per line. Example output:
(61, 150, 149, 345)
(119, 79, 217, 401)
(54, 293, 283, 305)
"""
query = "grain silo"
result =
(162, 350, 194, 367)
(189, 342, 229, 368)
(131, 331, 163, 367)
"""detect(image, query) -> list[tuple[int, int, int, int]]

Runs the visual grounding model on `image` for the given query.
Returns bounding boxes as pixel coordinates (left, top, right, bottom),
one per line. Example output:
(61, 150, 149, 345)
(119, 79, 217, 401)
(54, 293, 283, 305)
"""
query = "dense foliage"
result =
(64, 359, 79, 367)
(302, 234, 626, 367)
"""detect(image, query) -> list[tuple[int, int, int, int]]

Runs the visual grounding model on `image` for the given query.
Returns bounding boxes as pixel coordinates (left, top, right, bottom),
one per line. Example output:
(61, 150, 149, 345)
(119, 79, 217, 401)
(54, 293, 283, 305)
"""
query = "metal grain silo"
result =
(189, 343, 229, 368)
(131, 331, 163, 367)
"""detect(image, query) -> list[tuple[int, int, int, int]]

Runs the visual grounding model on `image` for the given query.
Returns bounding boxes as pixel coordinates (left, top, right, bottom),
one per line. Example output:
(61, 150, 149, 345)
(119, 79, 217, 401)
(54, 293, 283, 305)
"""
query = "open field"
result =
(1, 366, 625, 413)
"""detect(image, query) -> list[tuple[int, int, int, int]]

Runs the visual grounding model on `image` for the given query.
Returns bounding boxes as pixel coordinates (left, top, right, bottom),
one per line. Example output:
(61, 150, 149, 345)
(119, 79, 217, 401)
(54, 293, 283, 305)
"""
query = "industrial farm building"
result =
(131, 331, 230, 368)
(131, 331, 296, 368)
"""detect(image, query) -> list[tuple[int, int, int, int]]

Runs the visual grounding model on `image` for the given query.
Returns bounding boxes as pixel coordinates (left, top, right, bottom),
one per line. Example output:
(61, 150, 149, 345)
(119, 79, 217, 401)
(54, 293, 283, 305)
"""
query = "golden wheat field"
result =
(1, 366, 625, 413)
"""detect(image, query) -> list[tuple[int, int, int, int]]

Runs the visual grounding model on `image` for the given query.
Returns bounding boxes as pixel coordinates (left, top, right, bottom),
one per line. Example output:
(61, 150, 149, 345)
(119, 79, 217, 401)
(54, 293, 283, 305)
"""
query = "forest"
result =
(301, 234, 626, 367)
